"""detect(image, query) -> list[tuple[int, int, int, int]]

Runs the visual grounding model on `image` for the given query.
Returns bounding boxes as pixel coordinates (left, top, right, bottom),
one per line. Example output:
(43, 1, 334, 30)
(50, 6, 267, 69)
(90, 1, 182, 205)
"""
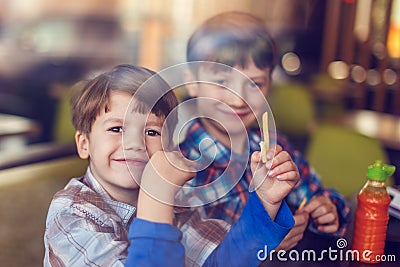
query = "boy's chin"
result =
(129, 181, 140, 190)
(126, 169, 143, 186)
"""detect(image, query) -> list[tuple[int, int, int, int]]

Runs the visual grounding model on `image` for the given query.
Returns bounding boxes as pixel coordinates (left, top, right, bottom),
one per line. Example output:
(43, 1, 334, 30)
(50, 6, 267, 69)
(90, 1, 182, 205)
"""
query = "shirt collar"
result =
(85, 168, 136, 225)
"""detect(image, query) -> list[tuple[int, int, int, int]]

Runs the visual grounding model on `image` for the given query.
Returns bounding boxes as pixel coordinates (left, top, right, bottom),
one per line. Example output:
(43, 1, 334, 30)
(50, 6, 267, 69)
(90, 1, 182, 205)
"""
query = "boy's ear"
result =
(75, 131, 89, 159)
(183, 69, 199, 97)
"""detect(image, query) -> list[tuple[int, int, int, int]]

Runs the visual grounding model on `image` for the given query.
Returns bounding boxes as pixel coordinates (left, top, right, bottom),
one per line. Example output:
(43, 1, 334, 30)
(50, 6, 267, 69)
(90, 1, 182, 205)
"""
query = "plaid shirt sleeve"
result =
(44, 206, 128, 267)
(277, 134, 351, 236)
(176, 207, 231, 267)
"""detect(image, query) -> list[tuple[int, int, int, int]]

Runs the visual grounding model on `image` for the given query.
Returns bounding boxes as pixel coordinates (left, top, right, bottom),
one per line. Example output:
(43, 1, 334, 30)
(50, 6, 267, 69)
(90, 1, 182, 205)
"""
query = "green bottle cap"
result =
(367, 160, 396, 182)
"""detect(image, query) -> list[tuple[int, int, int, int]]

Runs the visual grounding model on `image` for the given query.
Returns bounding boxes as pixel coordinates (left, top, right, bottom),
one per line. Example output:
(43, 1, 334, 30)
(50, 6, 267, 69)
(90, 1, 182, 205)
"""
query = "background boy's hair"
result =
(70, 64, 178, 140)
(186, 11, 277, 72)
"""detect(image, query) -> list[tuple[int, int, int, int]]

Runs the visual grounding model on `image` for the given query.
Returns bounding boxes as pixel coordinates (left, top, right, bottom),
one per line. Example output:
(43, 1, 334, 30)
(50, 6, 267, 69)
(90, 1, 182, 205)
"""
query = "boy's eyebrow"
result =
(248, 75, 267, 81)
(146, 118, 163, 127)
(103, 118, 124, 124)
(211, 69, 231, 75)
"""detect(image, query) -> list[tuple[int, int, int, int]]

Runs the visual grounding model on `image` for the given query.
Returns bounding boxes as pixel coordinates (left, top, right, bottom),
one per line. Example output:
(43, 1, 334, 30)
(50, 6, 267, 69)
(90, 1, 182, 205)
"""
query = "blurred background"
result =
(0, 0, 399, 266)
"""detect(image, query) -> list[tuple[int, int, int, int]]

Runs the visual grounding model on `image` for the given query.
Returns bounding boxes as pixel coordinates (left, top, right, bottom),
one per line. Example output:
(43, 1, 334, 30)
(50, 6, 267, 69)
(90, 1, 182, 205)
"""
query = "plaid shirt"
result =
(179, 119, 351, 236)
(43, 169, 230, 267)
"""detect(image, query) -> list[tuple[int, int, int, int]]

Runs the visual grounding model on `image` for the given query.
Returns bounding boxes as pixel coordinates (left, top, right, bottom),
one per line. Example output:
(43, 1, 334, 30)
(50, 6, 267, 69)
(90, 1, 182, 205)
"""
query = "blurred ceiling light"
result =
(354, 0, 372, 42)
(351, 65, 367, 83)
(387, 0, 400, 58)
(366, 69, 381, 86)
(383, 69, 398, 85)
(355, 111, 378, 137)
(281, 52, 301, 75)
(327, 61, 349, 80)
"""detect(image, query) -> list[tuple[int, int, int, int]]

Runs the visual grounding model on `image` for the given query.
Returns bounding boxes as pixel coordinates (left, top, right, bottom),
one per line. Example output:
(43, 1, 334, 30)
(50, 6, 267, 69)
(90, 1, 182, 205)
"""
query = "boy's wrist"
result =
(255, 191, 282, 221)
(140, 170, 180, 204)
(136, 189, 174, 224)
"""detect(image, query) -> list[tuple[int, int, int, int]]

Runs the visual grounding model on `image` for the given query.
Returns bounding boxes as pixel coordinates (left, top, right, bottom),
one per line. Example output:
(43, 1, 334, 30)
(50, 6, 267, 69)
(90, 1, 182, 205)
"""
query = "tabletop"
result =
(329, 109, 400, 151)
(0, 113, 40, 138)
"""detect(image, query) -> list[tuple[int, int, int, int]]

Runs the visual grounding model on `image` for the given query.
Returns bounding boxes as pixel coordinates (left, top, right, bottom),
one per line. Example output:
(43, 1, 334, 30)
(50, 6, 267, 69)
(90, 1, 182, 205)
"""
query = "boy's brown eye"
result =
(145, 129, 161, 136)
(212, 79, 228, 87)
(108, 127, 123, 133)
(248, 81, 264, 90)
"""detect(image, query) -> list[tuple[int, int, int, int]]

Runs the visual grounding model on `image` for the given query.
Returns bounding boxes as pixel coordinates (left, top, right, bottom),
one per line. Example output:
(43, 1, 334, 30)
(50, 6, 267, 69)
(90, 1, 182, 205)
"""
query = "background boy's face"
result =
(76, 91, 165, 195)
(187, 59, 271, 137)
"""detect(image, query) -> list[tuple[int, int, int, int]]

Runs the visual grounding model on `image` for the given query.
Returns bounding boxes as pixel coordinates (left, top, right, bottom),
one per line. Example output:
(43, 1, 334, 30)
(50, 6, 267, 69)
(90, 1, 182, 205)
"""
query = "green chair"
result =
(269, 82, 316, 138)
(53, 82, 86, 143)
(305, 123, 390, 197)
(269, 82, 316, 153)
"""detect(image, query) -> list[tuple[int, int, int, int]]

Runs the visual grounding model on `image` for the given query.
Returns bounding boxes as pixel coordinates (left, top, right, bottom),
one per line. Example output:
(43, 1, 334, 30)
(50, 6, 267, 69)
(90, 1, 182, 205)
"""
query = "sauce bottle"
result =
(352, 160, 395, 264)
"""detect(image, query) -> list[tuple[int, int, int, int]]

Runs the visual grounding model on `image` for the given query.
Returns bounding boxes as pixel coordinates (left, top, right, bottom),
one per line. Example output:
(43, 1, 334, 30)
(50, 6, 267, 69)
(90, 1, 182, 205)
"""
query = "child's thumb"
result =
(250, 151, 262, 174)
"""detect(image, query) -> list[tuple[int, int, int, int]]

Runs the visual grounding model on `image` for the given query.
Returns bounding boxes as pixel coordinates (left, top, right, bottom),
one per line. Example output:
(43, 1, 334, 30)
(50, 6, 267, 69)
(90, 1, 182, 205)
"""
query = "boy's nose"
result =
(123, 129, 146, 151)
(226, 90, 247, 107)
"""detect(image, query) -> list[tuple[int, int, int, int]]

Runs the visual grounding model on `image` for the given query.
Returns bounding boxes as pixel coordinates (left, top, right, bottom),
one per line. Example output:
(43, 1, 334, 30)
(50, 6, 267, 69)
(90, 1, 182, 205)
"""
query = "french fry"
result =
(298, 197, 307, 210)
(298, 196, 315, 210)
(259, 111, 269, 163)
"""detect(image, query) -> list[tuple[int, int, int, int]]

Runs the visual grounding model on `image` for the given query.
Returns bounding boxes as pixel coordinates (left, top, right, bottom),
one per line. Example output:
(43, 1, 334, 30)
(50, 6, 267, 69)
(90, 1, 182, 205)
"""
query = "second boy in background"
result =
(180, 11, 351, 251)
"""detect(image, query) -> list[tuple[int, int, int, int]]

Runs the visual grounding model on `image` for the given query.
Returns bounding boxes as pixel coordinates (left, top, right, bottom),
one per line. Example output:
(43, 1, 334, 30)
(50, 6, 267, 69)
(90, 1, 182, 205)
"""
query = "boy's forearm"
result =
(137, 189, 174, 224)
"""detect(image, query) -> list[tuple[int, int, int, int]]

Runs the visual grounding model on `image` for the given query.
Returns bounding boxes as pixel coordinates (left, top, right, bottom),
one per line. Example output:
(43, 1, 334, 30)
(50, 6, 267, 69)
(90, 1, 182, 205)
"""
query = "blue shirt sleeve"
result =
(203, 191, 294, 266)
(126, 218, 184, 267)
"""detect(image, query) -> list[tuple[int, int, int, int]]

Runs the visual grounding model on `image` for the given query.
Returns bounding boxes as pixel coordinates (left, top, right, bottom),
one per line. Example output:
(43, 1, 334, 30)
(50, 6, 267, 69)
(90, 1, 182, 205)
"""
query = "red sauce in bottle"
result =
(351, 160, 395, 264)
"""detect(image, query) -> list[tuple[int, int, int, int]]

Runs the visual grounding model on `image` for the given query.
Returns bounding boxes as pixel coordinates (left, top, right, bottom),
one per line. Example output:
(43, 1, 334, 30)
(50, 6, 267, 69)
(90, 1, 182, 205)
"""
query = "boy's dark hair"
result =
(187, 11, 277, 72)
(71, 64, 178, 141)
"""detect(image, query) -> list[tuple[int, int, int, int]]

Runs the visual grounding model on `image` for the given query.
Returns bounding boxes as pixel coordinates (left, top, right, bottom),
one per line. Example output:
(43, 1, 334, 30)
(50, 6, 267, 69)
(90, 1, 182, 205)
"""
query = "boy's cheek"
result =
(146, 143, 165, 158)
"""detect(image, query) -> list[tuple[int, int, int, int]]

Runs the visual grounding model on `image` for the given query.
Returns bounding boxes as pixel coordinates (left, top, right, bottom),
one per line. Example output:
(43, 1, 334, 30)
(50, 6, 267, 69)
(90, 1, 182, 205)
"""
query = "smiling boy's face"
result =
(75, 91, 166, 201)
(187, 59, 271, 146)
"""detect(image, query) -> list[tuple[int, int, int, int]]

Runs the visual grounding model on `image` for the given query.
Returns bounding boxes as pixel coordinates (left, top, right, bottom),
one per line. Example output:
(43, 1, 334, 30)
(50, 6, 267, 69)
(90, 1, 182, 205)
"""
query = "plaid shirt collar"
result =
(84, 168, 136, 226)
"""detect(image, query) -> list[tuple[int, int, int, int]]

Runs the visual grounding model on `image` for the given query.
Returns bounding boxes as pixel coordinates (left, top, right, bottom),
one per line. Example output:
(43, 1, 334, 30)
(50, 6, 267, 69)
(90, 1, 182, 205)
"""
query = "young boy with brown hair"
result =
(180, 11, 351, 251)
(44, 64, 299, 266)
(43, 64, 195, 266)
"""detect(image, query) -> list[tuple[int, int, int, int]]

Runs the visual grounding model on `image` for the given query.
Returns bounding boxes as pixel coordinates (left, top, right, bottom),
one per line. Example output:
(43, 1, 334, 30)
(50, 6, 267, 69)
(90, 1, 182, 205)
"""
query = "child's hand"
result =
(137, 151, 196, 224)
(250, 145, 300, 220)
(142, 150, 196, 190)
(303, 196, 339, 233)
(275, 210, 309, 251)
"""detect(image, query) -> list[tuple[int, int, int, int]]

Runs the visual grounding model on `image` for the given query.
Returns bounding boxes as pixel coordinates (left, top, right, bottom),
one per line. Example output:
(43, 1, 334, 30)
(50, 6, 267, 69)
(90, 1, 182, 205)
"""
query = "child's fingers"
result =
(266, 144, 282, 160)
(152, 151, 196, 184)
(250, 151, 263, 173)
(313, 212, 337, 225)
(268, 160, 298, 178)
(176, 155, 197, 173)
(250, 151, 271, 189)
(310, 205, 337, 221)
(292, 211, 309, 227)
(304, 196, 336, 218)
(317, 224, 339, 234)
(265, 150, 292, 170)
(252, 150, 262, 161)
(275, 170, 299, 182)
